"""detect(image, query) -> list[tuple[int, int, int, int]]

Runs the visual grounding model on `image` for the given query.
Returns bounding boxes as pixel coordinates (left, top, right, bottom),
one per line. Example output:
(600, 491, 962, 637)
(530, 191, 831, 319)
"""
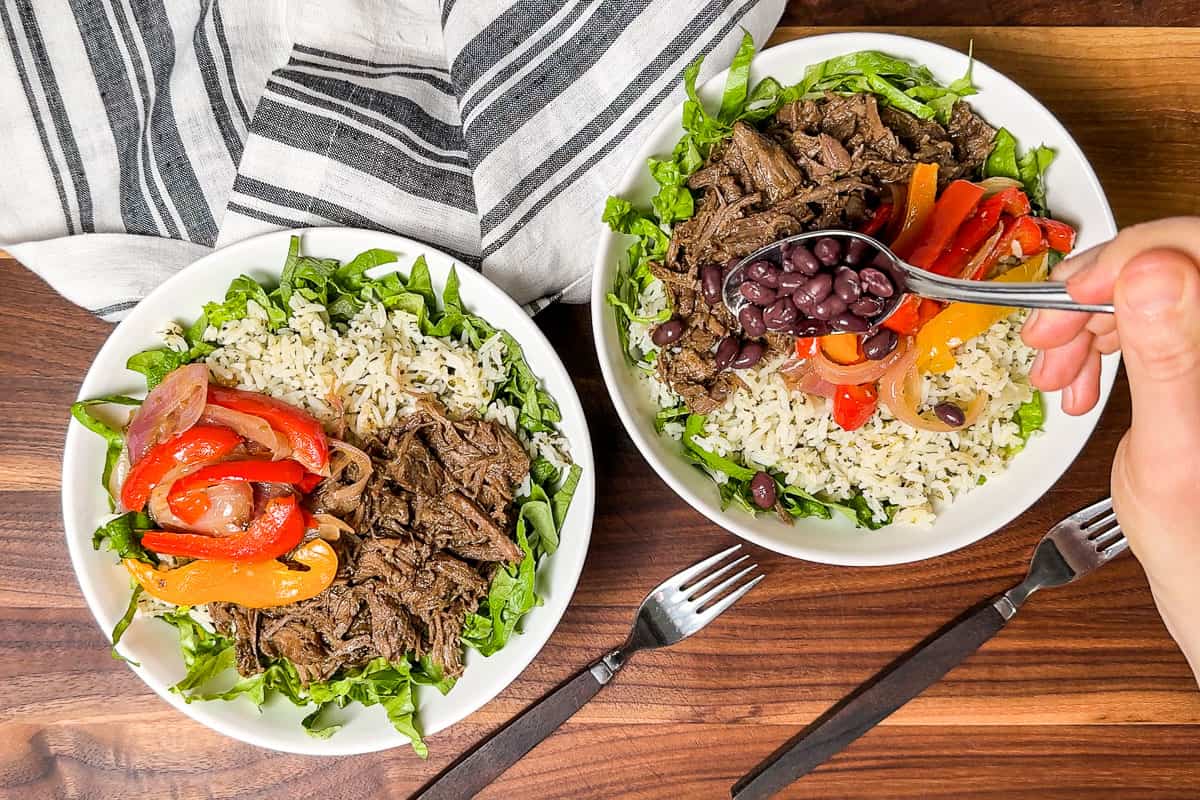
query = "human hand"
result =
(1021, 217, 1200, 679)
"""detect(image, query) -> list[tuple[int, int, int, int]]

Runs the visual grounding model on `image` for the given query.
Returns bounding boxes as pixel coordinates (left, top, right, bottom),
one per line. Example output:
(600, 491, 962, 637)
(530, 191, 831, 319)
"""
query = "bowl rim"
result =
(61, 226, 596, 755)
(590, 31, 1119, 566)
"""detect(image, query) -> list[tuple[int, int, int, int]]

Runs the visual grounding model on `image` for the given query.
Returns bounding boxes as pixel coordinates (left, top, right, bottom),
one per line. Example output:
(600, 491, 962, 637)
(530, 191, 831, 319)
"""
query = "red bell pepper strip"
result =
(1037, 218, 1077, 253)
(795, 336, 820, 358)
(905, 180, 986, 270)
(882, 296, 922, 335)
(832, 383, 879, 432)
(142, 495, 306, 563)
(206, 386, 329, 474)
(858, 203, 893, 238)
(927, 187, 1024, 277)
(167, 459, 310, 522)
(120, 426, 242, 511)
(1010, 216, 1047, 258)
(297, 472, 324, 493)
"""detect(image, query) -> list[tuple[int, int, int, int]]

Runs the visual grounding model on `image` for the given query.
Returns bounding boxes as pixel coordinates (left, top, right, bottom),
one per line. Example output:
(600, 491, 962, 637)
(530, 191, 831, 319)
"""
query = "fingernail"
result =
(1023, 309, 1042, 335)
(1062, 384, 1075, 411)
(1031, 351, 1045, 379)
(1122, 259, 1187, 317)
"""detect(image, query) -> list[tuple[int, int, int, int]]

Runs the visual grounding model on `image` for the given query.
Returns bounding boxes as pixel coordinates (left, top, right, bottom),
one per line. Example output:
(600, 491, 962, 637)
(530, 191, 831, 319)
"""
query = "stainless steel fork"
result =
(732, 498, 1128, 800)
(415, 544, 764, 800)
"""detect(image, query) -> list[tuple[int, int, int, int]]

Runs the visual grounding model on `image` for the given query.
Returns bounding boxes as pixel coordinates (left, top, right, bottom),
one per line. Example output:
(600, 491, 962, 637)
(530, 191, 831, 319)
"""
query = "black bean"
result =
(831, 312, 869, 333)
(750, 471, 777, 509)
(739, 305, 767, 337)
(701, 265, 722, 306)
(763, 296, 799, 331)
(732, 341, 765, 369)
(813, 236, 843, 266)
(739, 280, 777, 306)
(834, 268, 862, 302)
(722, 257, 741, 277)
(862, 328, 899, 360)
(790, 319, 830, 337)
(798, 272, 833, 304)
(787, 244, 821, 275)
(651, 319, 684, 346)
(871, 250, 894, 269)
(812, 295, 847, 321)
(844, 238, 872, 266)
(714, 336, 741, 370)
(747, 260, 781, 288)
(792, 290, 817, 316)
(849, 296, 884, 317)
(859, 268, 896, 298)
(777, 272, 808, 295)
(934, 402, 967, 428)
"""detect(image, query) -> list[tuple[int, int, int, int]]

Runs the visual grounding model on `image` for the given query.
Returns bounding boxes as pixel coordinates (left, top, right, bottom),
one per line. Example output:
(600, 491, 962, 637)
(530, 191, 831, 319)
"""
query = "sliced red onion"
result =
(148, 464, 252, 535)
(126, 363, 209, 463)
(200, 403, 292, 460)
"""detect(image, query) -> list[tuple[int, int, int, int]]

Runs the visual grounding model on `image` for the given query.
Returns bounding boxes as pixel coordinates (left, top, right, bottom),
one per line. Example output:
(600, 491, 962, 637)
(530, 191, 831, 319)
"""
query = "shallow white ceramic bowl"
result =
(592, 32, 1118, 566)
(62, 227, 596, 755)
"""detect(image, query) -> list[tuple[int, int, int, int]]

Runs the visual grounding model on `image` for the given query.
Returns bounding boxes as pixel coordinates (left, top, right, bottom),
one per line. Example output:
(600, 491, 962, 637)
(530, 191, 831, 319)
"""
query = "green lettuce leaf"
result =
(1014, 390, 1046, 442)
(984, 128, 1020, 180)
(109, 584, 143, 663)
(1018, 145, 1056, 215)
(462, 524, 538, 657)
(92, 510, 157, 564)
(70, 396, 141, 509)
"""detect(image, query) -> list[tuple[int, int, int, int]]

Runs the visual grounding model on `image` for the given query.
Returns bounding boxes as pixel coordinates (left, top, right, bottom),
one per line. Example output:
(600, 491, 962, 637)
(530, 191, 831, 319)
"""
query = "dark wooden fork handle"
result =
(412, 659, 610, 800)
(732, 601, 1009, 800)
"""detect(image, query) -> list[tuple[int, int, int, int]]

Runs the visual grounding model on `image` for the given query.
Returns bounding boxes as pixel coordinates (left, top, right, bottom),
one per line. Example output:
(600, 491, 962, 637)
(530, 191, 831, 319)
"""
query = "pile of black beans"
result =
(729, 236, 905, 361)
(650, 235, 906, 372)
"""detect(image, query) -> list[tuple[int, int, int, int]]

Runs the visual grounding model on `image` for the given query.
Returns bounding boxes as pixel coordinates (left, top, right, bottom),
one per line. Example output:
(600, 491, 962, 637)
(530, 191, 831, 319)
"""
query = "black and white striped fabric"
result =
(0, 0, 784, 320)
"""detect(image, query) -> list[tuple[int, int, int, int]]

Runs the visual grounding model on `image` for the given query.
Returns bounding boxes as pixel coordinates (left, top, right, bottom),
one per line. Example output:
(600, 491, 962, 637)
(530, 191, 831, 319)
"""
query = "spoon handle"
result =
(905, 271, 1114, 313)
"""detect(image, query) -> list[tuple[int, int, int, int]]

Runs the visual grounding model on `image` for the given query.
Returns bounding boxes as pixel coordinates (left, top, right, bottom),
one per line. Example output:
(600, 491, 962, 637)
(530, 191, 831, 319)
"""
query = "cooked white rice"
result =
(630, 279, 1036, 527)
(160, 295, 570, 471)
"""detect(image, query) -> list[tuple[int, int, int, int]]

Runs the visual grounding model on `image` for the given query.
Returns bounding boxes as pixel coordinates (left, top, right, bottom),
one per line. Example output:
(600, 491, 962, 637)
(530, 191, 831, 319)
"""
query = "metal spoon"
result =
(722, 229, 1113, 334)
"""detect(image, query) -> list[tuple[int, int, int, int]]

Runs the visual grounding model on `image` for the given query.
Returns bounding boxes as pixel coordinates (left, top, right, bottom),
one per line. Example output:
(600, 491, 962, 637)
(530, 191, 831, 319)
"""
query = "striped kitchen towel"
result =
(0, 0, 784, 320)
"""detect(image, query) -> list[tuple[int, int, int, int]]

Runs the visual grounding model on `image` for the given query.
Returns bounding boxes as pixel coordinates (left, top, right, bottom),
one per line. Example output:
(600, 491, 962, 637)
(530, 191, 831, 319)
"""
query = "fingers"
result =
(1071, 218, 1200, 301)
(1061, 349, 1102, 415)
(1030, 328, 1094, 392)
(1115, 248, 1200, 461)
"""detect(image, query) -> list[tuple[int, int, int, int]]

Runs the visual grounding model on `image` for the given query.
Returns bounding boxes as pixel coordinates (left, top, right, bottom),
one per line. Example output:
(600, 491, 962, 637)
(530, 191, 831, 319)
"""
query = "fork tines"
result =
(664, 544, 764, 630)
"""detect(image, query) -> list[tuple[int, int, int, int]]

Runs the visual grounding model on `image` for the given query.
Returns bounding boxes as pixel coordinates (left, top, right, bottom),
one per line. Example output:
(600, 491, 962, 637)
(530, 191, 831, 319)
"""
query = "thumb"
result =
(1114, 249, 1200, 459)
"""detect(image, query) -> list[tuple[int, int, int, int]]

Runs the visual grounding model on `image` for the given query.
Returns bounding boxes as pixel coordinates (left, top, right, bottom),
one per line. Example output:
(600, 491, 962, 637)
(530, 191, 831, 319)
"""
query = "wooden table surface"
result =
(3, 14, 1200, 800)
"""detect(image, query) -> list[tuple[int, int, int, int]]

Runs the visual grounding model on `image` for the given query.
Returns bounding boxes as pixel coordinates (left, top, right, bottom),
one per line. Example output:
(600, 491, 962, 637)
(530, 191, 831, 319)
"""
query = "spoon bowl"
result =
(723, 229, 1114, 336)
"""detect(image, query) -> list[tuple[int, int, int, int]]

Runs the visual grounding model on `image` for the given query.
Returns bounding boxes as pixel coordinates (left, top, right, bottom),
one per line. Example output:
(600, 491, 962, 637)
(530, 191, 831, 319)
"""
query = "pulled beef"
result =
(657, 92, 995, 411)
(211, 398, 531, 683)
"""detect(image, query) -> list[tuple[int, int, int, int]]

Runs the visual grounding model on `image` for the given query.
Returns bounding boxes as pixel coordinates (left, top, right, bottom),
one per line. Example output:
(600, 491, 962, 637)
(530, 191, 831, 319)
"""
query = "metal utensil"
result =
(722, 229, 1114, 334)
(414, 544, 764, 800)
(732, 498, 1127, 800)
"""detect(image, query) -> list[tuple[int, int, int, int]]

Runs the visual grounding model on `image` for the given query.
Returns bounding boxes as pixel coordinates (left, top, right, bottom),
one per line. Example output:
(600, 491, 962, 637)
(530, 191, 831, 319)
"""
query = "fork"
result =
(732, 498, 1127, 800)
(414, 544, 764, 800)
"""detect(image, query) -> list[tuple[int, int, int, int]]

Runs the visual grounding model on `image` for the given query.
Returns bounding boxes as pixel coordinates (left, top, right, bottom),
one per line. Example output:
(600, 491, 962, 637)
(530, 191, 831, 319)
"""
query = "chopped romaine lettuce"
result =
(70, 395, 140, 509)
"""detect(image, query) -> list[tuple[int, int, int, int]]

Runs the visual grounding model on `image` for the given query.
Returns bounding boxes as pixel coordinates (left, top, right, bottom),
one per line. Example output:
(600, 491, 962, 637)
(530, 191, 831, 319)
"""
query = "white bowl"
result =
(62, 227, 596, 755)
(591, 32, 1118, 566)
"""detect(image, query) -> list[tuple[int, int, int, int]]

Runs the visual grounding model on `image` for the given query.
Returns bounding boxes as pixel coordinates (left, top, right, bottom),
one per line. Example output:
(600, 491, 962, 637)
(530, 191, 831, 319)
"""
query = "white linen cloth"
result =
(0, 0, 784, 319)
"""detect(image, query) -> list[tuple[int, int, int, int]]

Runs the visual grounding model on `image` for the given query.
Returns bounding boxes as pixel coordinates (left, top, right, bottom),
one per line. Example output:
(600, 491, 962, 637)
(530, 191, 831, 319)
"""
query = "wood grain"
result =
(3, 22, 1200, 800)
(780, 1, 1199, 27)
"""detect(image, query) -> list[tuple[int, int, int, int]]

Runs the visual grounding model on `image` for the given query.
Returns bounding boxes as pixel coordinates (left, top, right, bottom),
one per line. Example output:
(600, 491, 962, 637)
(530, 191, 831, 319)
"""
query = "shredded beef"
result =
(656, 92, 995, 411)
(210, 398, 531, 683)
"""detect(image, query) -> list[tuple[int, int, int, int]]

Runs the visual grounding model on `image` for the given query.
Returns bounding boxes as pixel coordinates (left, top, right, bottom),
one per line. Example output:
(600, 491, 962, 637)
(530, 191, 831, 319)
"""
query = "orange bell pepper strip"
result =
(124, 538, 337, 609)
(889, 163, 939, 258)
(820, 333, 864, 365)
(142, 495, 305, 562)
(832, 383, 878, 432)
(206, 386, 329, 474)
(119, 426, 243, 511)
(916, 252, 1050, 373)
(905, 180, 986, 269)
